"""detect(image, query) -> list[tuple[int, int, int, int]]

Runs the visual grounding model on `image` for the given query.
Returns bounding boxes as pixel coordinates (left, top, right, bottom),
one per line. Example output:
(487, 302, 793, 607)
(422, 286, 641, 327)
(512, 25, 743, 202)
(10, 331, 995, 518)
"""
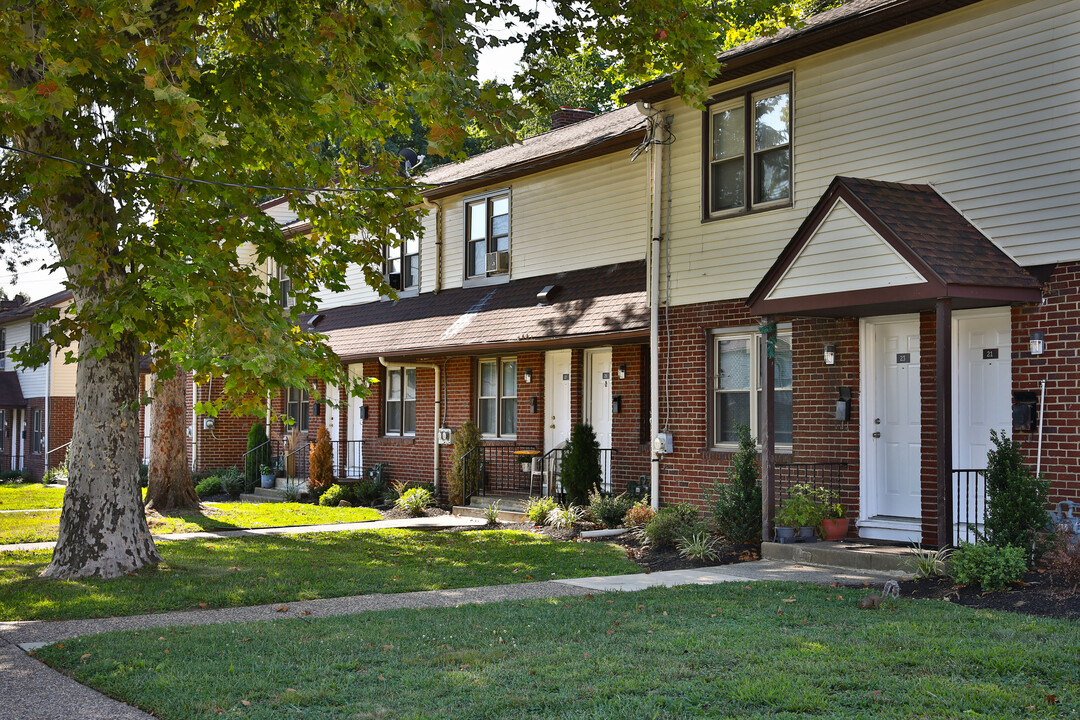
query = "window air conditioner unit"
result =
(486, 250, 509, 274)
(386, 272, 403, 291)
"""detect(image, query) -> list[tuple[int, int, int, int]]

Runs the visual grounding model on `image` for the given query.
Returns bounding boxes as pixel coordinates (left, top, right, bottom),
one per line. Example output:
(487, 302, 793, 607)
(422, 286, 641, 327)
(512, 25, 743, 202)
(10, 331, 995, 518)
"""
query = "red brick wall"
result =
(24, 397, 44, 480)
(612, 344, 650, 493)
(46, 396, 74, 472)
(1014, 262, 1080, 506)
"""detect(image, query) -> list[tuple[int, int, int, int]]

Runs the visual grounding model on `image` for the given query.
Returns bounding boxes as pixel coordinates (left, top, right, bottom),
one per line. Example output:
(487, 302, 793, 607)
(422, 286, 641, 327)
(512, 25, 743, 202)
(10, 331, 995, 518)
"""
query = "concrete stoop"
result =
(239, 484, 309, 504)
(762, 541, 914, 577)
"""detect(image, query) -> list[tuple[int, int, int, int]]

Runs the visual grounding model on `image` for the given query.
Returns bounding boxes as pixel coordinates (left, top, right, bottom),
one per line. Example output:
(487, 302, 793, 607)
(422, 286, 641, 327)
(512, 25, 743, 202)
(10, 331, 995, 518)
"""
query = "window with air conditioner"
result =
(465, 191, 509, 282)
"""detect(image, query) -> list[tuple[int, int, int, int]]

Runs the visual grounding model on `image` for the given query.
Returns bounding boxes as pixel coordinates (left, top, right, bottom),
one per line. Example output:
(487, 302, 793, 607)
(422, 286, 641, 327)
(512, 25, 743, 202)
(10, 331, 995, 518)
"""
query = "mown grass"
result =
(0, 482, 67, 511)
(37, 582, 1079, 719)
(0, 529, 638, 621)
(0, 502, 382, 544)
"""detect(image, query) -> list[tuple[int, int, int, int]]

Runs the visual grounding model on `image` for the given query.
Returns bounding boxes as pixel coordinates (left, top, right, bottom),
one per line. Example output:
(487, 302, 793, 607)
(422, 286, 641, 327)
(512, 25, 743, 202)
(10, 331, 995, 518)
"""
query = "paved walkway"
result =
(0, 514, 489, 552)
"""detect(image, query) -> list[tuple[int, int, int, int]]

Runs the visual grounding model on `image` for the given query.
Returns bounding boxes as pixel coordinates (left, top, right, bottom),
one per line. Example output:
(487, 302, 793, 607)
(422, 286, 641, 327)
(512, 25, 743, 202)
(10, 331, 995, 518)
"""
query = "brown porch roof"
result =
(747, 177, 1043, 318)
(314, 262, 647, 361)
(0, 372, 26, 407)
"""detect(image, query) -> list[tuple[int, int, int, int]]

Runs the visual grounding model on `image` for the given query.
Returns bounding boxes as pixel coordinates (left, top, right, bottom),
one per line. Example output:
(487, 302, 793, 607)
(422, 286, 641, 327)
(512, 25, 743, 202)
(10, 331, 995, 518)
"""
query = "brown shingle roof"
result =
(419, 106, 647, 199)
(315, 262, 647, 360)
(0, 290, 72, 324)
(0, 372, 26, 407)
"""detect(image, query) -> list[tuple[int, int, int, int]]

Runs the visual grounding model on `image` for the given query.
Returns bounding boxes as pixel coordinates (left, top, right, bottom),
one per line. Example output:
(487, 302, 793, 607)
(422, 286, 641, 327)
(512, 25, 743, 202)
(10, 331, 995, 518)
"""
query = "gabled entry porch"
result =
(747, 177, 1043, 547)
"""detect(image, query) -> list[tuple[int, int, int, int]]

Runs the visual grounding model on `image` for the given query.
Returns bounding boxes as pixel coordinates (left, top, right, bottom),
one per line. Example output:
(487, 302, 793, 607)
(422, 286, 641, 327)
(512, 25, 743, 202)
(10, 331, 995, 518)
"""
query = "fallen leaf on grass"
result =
(276, 606, 289, 613)
(781, 598, 796, 603)
(198, 603, 210, 608)
(1047, 695, 1058, 706)
(241, 700, 251, 707)
(382, 644, 394, 650)
(80, 653, 91, 660)
(300, 610, 312, 616)
(286, 688, 296, 693)
(54, 644, 65, 649)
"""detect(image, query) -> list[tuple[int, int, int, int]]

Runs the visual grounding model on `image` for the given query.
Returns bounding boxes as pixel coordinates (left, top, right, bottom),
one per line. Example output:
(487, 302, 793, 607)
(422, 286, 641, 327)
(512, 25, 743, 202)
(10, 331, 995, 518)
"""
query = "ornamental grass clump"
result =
(676, 527, 720, 562)
(547, 504, 584, 529)
(395, 487, 433, 517)
(525, 496, 557, 526)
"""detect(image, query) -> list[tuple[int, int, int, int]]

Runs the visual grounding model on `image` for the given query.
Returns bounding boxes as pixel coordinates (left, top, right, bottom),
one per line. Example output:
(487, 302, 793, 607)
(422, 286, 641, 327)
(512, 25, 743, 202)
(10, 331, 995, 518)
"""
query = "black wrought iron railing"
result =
(329, 440, 364, 479)
(242, 439, 281, 479)
(543, 448, 618, 501)
(953, 468, 985, 545)
(775, 462, 848, 503)
(460, 444, 537, 504)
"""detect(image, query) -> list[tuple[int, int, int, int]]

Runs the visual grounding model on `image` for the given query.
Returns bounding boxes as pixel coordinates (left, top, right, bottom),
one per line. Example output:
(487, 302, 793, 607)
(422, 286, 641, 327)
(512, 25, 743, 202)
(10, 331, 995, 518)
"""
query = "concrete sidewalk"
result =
(0, 513, 489, 552)
(0, 559, 899, 720)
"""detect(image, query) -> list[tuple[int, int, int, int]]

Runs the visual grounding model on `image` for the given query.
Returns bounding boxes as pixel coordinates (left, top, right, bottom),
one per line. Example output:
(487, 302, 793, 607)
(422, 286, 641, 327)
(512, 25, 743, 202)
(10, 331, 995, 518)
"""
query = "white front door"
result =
(584, 348, 613, 488)
(862, 316, 921, 541)
(324, 383, 340, 476)
(544, 350, 573, 452)
(953, 308, 1011, 543)
(345, 363, 364, 479)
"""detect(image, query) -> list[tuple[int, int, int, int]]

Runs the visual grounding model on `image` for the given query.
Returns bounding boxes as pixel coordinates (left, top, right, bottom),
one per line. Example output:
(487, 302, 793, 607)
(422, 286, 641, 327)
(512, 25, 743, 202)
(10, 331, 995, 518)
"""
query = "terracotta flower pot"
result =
(821, 517, 850, 541)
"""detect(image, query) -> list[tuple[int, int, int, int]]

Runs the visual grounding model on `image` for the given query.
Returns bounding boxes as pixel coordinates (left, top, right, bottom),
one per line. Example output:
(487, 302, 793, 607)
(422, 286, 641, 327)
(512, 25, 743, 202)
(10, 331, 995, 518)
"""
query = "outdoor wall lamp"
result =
(523, 368, 533, 383)
(618, 364, 626, 380)
(1029, 331, 1046, 356)
(824, 343, 837, 366)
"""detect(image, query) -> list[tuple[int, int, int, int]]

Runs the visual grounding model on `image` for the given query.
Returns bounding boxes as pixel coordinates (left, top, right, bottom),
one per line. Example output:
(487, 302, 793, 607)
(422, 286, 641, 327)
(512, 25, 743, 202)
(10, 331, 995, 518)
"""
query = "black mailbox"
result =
(1012, 391, 1038, 432)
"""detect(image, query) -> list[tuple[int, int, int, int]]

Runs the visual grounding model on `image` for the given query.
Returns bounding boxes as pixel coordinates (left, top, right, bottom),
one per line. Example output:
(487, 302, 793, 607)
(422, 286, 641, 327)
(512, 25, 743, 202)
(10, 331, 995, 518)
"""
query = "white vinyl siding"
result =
(657, 0, 1080, 306)
(2, 321, 47, 398)
(767, 201, 926, 299)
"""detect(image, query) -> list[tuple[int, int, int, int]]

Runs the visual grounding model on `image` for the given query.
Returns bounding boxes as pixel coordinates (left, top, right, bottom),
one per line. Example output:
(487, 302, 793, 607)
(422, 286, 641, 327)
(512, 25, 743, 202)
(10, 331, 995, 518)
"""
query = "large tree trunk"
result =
(145, 366, 198, 512)
(42, 332, 161, 579)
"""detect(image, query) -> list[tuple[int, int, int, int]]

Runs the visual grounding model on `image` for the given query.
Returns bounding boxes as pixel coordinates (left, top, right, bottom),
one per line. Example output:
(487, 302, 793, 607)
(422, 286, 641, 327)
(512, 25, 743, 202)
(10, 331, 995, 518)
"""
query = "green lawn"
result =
(36, 583, 1078, 720)
(0, 482, 67, 511)
(0, 529, 638, 621)
(0, 502, 382, 544)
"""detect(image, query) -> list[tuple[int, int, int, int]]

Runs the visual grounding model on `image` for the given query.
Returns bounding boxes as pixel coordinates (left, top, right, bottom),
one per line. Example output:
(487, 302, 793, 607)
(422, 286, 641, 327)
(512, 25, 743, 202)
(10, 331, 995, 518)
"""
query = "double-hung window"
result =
(706, 77, 791, 218)
(30, 322, 45, 344)
(465, 192, 509, 279)
(385, 235, 419, 294)
(712, 328, 792, 448)
(285, 387, 309, 431)
(0, 328, 5, 370)
(277, 267, 294, 308)
(385, 367, 416, 436)
(477, 358, 516, 437)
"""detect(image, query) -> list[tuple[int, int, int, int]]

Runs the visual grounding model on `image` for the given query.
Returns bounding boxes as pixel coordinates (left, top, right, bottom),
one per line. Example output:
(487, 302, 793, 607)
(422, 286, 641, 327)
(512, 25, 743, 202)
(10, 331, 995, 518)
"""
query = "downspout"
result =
(637, 100, 664, 511)
(43, 344, 51, 473)
(378, 356, 441, 491)
(191, 378, 198, 471)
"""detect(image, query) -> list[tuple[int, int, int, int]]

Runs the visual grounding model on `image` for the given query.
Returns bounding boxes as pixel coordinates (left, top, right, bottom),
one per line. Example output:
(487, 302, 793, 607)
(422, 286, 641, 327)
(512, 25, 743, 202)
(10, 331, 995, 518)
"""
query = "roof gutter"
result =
(378, 356, 442, 492)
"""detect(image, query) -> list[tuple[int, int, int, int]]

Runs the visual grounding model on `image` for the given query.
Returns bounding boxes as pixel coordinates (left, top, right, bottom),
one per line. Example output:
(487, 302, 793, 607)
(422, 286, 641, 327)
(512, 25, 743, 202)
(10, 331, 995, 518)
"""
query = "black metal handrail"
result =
(953, 468, 985, 545)
(540, 447, 618, 501)
(329, 440, 364, 479)
(460, 444, 537, 503)
(775, 462, 848, 503)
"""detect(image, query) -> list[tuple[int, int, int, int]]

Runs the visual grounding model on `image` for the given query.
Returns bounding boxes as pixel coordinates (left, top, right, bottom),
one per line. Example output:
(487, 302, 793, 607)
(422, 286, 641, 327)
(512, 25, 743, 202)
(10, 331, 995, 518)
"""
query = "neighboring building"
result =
(198, 0, 1077, 549)
(0, 291, 77, 480)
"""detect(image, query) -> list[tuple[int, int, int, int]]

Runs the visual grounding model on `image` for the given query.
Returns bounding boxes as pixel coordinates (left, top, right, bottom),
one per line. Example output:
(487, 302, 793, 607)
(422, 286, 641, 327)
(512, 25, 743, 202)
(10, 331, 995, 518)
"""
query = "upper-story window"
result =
(385, 366, 416, 436)
(385, 235, 419, 294)
(277, 266, 294, 308)
(0, 328, 6, 370)
(705, 76, 791, 219)
(29, 322, 45, 344)
(465, 191, 510, 280)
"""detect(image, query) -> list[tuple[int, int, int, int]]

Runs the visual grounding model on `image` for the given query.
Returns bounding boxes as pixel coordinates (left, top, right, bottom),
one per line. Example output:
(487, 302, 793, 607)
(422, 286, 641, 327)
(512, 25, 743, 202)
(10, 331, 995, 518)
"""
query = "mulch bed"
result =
(897, 569, 1079, 621)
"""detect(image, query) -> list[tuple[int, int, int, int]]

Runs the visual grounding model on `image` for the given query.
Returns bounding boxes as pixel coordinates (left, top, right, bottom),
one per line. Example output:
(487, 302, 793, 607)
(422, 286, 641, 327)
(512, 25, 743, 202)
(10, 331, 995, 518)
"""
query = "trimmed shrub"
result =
(0, 469, 31, 483)
(708, 423, 761, 544)
(395, 486, 433, 516)
(982, 429, 1050, 561)
(623, 502, 654, 529)
(950, 542, 1027, 591)
(589, 491, 634, 529)
(561, 422, 602, 507)
(525, 496, 558, 526)
(194, 476, 224, 498)
(308, 426, 334, 499)
(644, 503, 698, 548)
(448, 421, 482, 506)
(319, 484, 351, 507)
(244, 422, 271, 493)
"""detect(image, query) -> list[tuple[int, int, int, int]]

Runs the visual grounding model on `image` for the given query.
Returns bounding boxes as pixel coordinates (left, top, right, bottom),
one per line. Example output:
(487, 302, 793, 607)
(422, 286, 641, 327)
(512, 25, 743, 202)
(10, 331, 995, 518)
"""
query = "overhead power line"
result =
(0, 143, 425, 194)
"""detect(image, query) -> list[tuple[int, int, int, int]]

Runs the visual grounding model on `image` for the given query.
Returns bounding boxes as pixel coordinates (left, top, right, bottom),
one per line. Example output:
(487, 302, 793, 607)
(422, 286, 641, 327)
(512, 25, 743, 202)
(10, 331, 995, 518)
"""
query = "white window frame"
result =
(711, 325, 792, 451)
(385, 366, 416, 437)
(706, 77, 792, 219)
(384, 234, 420, 297)
(0, 328, 5, 370)
(29, 322, 45, 344)
(285, 387, 309, 432)
(477, 357, 517, 439)
(31, 407, 44, 454)
(464, 189, 510, 285)
(277, 266, 294, 309)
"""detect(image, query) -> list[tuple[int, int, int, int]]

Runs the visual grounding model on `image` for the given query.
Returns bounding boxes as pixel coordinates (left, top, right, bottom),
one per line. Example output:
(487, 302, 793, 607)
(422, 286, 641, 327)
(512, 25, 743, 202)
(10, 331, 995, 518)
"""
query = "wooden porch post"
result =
(936, 298, 954, 547)
(762, 318, 776, 543)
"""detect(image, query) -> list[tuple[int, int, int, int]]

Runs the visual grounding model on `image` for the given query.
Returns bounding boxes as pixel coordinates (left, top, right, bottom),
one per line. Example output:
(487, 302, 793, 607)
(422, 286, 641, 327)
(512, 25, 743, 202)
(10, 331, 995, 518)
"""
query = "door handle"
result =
(872, 431, 881, 438)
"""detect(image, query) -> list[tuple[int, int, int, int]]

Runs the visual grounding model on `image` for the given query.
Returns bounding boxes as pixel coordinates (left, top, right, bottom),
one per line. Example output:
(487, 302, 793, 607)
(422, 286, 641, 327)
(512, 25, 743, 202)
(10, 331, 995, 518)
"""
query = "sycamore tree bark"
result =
(145, 366, 198, 513)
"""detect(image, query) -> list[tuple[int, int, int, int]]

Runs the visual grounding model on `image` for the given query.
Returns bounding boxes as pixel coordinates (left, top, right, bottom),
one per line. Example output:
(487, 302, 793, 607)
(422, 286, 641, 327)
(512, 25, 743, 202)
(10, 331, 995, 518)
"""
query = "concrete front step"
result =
(238, 492, 286, 504)
(762, 541, 914, 577)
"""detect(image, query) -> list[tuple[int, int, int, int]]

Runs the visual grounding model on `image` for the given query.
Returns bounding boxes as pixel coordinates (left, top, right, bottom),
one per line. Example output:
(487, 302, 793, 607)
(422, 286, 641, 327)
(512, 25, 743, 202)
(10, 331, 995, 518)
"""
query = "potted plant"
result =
(774, 502, 798, 544)
(782, 484, 826, 542)
(820, 493, 849, 541)
(260, 464, 276, 489)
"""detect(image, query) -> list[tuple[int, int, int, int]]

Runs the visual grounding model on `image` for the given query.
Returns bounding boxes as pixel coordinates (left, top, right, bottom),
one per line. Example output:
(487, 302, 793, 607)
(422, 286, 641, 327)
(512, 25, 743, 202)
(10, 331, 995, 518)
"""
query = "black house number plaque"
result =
(896, 353, 911, 363)
(983, 348, 999, 360)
